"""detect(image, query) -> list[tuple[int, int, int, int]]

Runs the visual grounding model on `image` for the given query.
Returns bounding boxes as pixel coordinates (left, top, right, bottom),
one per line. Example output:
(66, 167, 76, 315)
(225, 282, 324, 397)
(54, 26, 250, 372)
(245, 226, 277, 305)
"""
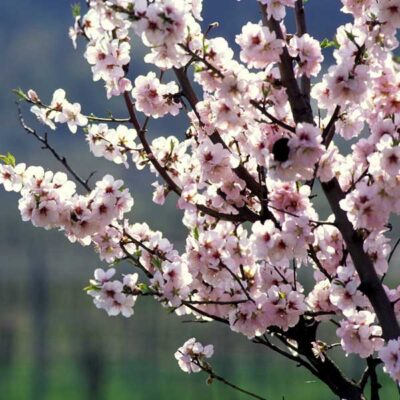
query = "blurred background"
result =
(0, 1, 398, 399)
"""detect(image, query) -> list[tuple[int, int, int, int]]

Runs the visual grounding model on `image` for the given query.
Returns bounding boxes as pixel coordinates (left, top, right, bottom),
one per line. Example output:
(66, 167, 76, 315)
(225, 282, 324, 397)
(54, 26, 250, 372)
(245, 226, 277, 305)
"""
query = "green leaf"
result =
(152, 257, 163, 270)
(320, 38, 339, 49)
(0, 152, 16, 167)
(83, 284, 100, 292)
(134, 248, 142, 258)
(169, 138, 175, 153)
(12, 87, 28, 101)
(344, 30, 357, 44)
(71, 3, 81, 18)
(193, 226, 199, 241)
(194, 64, 204, 73)
(393, 55, 400, 64)
(137, 283, 153, 295)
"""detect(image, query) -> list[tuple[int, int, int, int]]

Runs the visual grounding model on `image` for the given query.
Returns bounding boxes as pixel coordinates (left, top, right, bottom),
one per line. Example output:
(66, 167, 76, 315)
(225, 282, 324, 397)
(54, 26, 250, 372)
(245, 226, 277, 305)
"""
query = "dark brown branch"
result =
(259, 6, 313, 124)
(294, 0, 311, 100)
(345, 167, 370, 195)
(253, 336, 321, 378)
(283, 318, 365, 400)
(250, 100, 296, 133)
(186, 299, 248, 305)
(322, 106, 341, 146)
(122, 228, 170, 263)
(294, 0, 307, 37)
(179, 44, 225, 79)
(366, 358, 381, 400)
(190, 357, 268, 400)
(182, 302, 229, 325)
(322, 178, 400, 340)
(221, 263, 255, 303)
(87, 115, 130, 123)
(119, 241, 153, 279)
(308, 246, 332, 280)
(259, 0, 400, 344)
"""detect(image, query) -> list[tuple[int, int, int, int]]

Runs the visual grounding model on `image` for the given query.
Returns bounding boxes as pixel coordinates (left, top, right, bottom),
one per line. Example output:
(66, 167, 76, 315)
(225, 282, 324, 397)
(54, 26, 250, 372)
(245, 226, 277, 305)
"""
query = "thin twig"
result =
(189, 357, 268, 400)
(17, 103, 91, 192)
(250, 100, 296, 133)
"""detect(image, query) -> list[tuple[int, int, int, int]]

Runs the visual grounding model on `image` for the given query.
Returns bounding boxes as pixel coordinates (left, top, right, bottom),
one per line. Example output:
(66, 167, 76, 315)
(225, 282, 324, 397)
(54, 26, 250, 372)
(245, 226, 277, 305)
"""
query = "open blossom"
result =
(196, 140, 237, 183)
(251, 220, 278, 259)
(236, 22, 283, 69)
(50, 89, 67, 116)
(174, 338, 214, 373)
(263, 285, 306, 331)
(379, 338, 400, 382)
(377, 0, 400, 28)
(30, 89, 88, 133)
(340, 181, 389, 230)
(132, 72, 181, 118)
(0, 162, 133, 243)
(0, 163, 26, 192)
(337, 311, 384, 358)
(152, 259, 193, 308)
(325, 64, 369, 106)
(288, 34, 323, 78)
(86, 123, 137, 167)
(56, 102, 88, 133)
(258, 0, 296, 20)
(341, 0, 374, 19)
(375, 134, 400, 176)
(89, 269, 139, 317)
(30, 105, 56, 130)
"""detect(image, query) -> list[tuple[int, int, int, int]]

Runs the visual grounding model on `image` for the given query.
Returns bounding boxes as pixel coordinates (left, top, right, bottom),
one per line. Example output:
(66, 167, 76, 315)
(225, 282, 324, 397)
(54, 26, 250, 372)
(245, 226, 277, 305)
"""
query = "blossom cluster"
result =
(87, 123, 138, 168)
(132, 72, 182, 118)
(69, 0, 205, 96)
(30, 89, 88, 133)
(88, 268, 139, 317)
(379, 338, 400, 382)
(0, 163, 133, 245)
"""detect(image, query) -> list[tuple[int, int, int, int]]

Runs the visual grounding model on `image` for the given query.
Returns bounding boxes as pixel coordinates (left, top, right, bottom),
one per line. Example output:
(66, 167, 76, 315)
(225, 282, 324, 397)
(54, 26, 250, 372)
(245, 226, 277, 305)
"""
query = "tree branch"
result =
(321, 178, 400, 340)
(259, 1, 400, 343)
(367, 357, 381, 400)
(259, 5, 313, 124)
(17, 103, 91, 192)
(294, 0, 311, 100)
(123, 91, 255, 223)
(190, 357, 268, 400)
(173, 68, 279, 226)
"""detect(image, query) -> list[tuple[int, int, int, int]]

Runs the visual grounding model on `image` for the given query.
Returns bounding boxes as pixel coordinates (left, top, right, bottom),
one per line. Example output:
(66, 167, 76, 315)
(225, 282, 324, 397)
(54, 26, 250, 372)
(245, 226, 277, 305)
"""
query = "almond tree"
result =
(2, 1, 400, 399)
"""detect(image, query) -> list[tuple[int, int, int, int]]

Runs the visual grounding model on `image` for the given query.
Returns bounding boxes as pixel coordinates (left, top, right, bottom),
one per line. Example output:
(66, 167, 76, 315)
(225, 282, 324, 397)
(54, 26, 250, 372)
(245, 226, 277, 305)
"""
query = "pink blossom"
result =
(379, 338, 400, 382)
(236, 22, 283, 69)
(132, 72, 181, 118)
(175, 338, 214, 373)
(337, 311, 384, 358)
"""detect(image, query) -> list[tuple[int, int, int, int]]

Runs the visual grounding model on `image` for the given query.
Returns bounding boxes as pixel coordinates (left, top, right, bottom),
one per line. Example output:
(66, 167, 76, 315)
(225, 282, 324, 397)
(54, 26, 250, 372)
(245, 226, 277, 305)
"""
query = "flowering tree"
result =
(2, 0, 400, 398)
